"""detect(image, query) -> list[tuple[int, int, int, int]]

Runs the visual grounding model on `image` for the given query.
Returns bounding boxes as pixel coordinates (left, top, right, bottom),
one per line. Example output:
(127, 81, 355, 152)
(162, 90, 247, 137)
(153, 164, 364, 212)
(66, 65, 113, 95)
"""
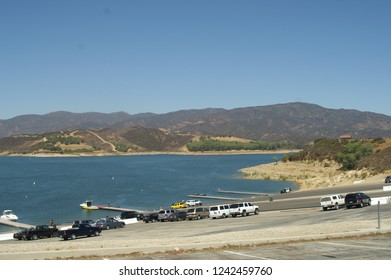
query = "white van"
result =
(209, 204, 230, 219)
(320, 194, 345, 211)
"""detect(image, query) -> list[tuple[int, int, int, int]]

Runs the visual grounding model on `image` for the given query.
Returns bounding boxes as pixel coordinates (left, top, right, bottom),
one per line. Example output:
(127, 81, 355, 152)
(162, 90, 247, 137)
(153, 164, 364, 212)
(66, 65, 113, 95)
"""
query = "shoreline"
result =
(240, 159, 387, 191)
(1, 149, 301, 158)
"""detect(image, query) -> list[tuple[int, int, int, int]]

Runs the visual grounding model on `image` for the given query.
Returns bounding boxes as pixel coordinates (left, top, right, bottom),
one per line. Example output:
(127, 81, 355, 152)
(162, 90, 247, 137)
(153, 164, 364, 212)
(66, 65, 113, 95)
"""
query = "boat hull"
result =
(80, 203, 99, 210)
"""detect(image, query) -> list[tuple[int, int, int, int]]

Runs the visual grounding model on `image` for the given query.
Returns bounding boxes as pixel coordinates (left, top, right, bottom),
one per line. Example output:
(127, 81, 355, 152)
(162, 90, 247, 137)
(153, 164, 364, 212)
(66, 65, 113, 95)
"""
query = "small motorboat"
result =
(80, 200, 99, 210)
(1, 210, 18, 221)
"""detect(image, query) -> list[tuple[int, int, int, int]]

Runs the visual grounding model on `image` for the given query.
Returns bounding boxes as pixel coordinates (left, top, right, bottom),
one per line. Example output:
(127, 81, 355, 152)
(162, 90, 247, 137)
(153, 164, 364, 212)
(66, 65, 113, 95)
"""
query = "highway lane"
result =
(254, 181, 391, 211)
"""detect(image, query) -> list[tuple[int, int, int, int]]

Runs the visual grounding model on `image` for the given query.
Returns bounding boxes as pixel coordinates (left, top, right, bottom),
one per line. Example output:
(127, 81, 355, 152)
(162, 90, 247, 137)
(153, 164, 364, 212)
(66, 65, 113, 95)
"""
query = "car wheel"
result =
(95, 231, 100, 236)
(255, 208, 259, 215)
(32, 234, 38, 240)
(323, 207, 327, 211)
(70, 234, 76, 240)
(222, 213, 226, 218)
(368, 200, 371, 206)
(346, 205, 351, 209)
(360, 202, 364, 208)
(335, 203, 339, 210)
(241, 211, 246, 217)
(106, 225, 110, 230)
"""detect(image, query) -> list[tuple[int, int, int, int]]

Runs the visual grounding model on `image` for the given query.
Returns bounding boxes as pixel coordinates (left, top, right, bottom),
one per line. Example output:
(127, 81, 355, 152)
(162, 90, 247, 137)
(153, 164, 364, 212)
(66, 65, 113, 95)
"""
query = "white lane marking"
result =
(320, 241, 391, 251)
(223, 250, 273, 260)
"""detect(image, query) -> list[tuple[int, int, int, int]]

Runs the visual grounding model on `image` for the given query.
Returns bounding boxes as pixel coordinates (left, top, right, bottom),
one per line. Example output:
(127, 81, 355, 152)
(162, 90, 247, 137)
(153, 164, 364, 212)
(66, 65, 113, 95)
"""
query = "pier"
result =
(217, 190, 270, 196)
(0, 218, 34, 229)
(97, 205, 146, 213)
(187, 194, 237, 200)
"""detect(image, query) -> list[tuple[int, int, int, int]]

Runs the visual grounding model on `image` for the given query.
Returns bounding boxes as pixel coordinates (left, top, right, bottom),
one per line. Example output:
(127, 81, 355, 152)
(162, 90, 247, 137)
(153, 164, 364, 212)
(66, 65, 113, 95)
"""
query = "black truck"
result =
(13, 225, 59, 240)
(57, 223, 101, 240)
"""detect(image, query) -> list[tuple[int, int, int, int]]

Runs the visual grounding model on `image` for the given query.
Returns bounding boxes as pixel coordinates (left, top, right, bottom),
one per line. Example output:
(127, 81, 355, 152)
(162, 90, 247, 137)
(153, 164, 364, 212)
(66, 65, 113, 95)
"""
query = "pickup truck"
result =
(57, 223, 101, 240)
(13, 225, 59, 240)
(320, 194, 345, 211)
(229, 202, 260, 217)
(185, 199, 202, 207)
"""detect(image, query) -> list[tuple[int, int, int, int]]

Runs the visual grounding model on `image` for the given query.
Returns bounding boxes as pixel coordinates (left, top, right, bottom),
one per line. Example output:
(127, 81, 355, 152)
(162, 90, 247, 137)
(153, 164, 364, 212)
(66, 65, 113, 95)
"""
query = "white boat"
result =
(1, 210, 18, 221)
(80, 200, 99, 210)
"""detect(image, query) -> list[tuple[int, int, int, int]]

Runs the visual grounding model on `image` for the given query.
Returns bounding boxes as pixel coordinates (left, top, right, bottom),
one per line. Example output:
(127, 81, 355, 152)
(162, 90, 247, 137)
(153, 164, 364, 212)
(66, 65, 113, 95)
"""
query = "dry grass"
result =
(240, 160, 385, 190)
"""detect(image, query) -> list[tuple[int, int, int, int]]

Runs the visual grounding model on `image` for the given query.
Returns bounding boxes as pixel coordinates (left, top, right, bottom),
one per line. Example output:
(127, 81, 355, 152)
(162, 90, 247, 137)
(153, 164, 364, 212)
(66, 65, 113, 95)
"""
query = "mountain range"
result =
(1, 102, 391, 148)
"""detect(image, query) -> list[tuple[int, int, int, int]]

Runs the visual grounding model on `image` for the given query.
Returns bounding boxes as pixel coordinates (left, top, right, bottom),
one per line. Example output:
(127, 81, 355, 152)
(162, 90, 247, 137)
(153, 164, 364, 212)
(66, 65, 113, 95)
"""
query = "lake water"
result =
(0, 154, 296, 233)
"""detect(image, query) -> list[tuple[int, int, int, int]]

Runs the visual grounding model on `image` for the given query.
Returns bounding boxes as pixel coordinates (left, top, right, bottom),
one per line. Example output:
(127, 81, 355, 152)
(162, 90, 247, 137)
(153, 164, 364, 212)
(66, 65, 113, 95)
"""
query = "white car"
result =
(185, 200, 202, 207)
(209, 204, 230, 219)
(320, 194, 345, 211)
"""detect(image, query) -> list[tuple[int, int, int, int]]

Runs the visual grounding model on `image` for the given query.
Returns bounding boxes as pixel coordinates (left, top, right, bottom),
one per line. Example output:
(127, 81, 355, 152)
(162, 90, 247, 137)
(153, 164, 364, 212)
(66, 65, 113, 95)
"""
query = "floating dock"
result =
(0, 218, 34, 229)
(97, 205, 146, 213)
(187, 194, 237, 200)
(217, 190, 269, 196)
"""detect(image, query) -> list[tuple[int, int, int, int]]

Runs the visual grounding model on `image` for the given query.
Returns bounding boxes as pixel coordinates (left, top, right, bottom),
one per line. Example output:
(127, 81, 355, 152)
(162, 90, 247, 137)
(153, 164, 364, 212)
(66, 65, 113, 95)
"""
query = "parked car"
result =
(185, 200, 202, 207)
(13, 225, 58, 240)
(229, 202, 259, 217)
(58, 224, 101, 240)
(171, 202, 188, 209)
(385, 176, 391, 183)
(158, 209, 175, 222)
(143, 212, 159, 223)
(167, 211, 187, 221)
(186, 207, 209, 220)
(320, 194, 345, 211)
(209, 204, 230, 219)
(280, 188, 292, 194)
(345, 192, 371, 209)
(120, 211, 143, 220)
(93, 217, 125, 230)
(72, 220, 94, 226)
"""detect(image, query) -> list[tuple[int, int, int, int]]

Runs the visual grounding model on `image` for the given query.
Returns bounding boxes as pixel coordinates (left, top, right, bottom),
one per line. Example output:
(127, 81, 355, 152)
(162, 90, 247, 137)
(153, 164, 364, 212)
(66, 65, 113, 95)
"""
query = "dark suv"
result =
(143, 212, 159, 223)
(120, 211, 143, 220)
(385, 176, 391, 183)
(345, 192, 371, 209)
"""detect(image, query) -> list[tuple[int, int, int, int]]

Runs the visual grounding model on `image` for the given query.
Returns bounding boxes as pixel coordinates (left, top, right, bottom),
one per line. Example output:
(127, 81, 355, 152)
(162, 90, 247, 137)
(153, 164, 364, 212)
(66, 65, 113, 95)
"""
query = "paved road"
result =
(254, 181, 391, 211)
(116, 234, 391, 260)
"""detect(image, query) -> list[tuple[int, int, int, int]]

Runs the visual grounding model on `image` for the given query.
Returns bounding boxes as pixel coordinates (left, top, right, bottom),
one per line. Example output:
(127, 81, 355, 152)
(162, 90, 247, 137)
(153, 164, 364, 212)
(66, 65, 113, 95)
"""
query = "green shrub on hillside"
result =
(336, 141, 373, 170)
(289, 138, 374, 171)
(186, 139, 295, 152)
(46, 133, 81, 145)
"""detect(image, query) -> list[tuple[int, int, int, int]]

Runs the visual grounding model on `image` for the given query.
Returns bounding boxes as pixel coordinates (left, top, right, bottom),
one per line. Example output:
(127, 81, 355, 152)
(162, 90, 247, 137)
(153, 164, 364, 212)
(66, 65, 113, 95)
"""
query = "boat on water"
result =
(1, 210, 18, 221)
(80, 200, 99, 210)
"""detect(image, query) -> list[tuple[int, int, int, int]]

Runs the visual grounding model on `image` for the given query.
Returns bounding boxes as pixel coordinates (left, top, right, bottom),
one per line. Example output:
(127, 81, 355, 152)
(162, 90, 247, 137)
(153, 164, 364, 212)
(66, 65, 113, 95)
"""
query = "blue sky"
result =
(1, 0, 390, 119)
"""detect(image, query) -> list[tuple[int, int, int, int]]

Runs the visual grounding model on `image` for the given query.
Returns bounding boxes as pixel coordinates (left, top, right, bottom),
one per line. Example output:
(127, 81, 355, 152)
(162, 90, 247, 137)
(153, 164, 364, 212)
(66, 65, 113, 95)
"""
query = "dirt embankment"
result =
(240, 160, 385, 191)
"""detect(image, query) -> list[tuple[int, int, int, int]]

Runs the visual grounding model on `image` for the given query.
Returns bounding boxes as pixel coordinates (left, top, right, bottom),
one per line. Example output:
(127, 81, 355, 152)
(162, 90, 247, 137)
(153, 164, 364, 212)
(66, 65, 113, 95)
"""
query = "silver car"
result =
(158, 209, 175, 222)
(92, 217, 125, 230)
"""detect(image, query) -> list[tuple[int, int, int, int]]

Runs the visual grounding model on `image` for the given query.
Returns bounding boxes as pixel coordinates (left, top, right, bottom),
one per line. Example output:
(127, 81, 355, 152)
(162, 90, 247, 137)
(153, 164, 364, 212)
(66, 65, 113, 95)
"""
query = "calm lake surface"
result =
(0, 154, 296, 233)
